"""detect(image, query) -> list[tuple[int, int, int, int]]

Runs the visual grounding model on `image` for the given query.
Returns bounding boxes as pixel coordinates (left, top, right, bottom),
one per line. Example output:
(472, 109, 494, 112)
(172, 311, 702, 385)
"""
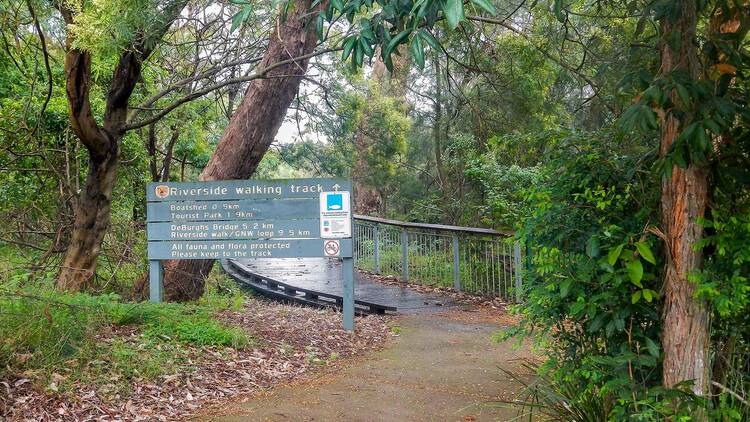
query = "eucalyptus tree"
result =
(40, 0, 273, 291)
(159, 0, 502, 299)
(51, 0, 191, 290)
(157, 0, 331, 300)
(608, 0, 750, 406)
(651, 0, 747, 404)
(351, 52, 410, 215)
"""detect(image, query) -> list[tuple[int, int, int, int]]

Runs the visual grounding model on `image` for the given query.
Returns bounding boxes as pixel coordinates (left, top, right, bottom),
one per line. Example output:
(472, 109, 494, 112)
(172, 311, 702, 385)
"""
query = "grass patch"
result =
(0, 268, 250, 392)
(108, 300, 248, 348)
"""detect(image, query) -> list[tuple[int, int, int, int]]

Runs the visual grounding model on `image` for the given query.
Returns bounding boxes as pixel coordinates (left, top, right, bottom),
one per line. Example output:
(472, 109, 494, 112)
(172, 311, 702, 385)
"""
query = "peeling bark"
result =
(658, 0, 711, 402)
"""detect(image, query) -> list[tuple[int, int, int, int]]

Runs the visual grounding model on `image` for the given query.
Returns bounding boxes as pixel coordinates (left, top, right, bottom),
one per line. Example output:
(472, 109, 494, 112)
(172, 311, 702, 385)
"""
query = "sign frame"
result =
(146, 178, 355, 331)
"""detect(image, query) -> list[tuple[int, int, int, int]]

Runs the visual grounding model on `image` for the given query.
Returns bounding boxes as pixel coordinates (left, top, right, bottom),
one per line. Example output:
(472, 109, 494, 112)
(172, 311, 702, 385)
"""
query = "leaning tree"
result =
(156, 0, 498, 300)
(53, 0, 284, 290)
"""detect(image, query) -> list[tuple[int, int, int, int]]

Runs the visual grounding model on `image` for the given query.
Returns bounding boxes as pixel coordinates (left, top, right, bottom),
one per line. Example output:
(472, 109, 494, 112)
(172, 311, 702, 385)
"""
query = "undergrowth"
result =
(0, 266, 249, 394)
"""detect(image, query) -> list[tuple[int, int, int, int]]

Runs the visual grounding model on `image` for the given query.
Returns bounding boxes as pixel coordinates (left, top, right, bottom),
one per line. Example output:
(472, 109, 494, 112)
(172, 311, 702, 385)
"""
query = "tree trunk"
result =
(148, 124, 159, 182)
(658, 1, 711, 401)
(57, 149, 119, 290)
(146, 0, 323, 301)
(55, 1, 188, 291)
(433, 56, 446, 194)
(161, 126, 179, 181)
(55, 48, 141, 290)
(353, 56, 386, 215)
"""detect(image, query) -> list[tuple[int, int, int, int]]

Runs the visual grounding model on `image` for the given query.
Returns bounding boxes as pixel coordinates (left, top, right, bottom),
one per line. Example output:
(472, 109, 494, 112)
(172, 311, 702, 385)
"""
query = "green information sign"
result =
(146, 178, 355, 331)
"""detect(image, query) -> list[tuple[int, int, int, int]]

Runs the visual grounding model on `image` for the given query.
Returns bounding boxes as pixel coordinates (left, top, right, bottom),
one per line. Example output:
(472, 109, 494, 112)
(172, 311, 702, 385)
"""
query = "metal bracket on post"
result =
(452, 235, 461, 291)
(149, 260, 163, 303)
(513, 242, 523, 303)
(373, 224, 380, 274)
(401, 229, 409, 282)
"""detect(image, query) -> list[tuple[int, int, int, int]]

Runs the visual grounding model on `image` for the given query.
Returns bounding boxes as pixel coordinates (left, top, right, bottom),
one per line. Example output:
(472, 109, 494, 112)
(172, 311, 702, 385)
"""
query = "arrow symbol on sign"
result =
(332, 184, 340, 192)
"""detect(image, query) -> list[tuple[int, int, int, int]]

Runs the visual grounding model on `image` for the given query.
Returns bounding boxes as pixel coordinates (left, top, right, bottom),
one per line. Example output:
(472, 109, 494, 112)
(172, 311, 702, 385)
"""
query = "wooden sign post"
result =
(146, 178, 355, 331)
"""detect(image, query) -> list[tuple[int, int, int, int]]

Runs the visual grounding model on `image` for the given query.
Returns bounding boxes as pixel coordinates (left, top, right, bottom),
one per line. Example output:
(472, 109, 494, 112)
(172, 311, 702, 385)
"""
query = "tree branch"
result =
(466, 14, 616, 114)
(122, 47, 341, 131)
(25, 0, 52, 136)
(131, 55, 264, 114)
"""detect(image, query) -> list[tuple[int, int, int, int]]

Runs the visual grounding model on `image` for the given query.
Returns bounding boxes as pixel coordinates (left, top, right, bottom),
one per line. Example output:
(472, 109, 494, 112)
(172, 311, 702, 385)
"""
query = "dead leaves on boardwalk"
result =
(0, 298, 391, 421)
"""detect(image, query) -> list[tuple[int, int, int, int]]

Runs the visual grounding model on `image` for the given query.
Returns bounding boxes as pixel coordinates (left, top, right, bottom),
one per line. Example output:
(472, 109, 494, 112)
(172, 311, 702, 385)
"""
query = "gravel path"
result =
(201, 306, 532, 422)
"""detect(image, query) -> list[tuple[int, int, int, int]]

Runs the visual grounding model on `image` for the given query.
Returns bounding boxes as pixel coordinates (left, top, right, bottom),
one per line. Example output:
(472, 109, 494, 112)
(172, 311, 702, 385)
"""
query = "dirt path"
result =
(201, 308, 531, 422)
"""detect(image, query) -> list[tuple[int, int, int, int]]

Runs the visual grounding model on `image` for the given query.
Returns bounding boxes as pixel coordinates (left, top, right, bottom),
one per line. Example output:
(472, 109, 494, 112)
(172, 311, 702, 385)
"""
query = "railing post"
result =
(452, 235, 461, 291)
(401, 228, 409, 281)
(373, 224, 381, 274)
(513, 241, 523, 302)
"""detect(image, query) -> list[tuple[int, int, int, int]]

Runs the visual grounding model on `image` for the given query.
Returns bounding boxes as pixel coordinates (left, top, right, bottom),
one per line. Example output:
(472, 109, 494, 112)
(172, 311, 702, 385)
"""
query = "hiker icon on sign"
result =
(326, 193, 343, 211)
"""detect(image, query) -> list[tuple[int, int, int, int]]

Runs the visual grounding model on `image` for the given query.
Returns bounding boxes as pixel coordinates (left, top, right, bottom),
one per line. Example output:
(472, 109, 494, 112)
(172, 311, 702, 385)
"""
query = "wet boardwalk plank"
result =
(234, 258, 454, 314)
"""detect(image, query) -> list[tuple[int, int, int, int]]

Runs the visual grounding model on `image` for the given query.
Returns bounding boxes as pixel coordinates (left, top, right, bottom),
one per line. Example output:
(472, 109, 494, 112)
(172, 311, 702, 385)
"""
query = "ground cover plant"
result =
(0, 268, 391, 420)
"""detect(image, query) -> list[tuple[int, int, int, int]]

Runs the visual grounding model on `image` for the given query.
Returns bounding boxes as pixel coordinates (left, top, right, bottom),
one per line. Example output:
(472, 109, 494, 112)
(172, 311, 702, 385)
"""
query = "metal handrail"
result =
(353, 215, 523, 302)
(353, 214, 514, 237)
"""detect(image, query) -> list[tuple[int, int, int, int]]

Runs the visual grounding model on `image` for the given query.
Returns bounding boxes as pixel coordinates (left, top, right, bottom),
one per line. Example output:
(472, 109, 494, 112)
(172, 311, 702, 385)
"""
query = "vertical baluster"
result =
(414, 232, 418, 282)
(490, 240, 496, 297)
(373, 224, 380, 274)
(467, 238, 473, 294)
(451, 237, 455, 290)
(483, 240, 488, 296)
(418, 233, 422, 283)
(470, 238, 475, 295)
(514, 241, 522, 303)
(452, 235, 460, 291)
(503, 243, 508, 298)
(401, 228, 408, 282)
(435, 234, 439, 285)
(494, 240, 499, 297)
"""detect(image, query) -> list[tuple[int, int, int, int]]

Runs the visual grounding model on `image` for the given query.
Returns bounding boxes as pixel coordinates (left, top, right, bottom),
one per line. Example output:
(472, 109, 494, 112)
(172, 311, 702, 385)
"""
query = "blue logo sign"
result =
(326, 193, 343, 211)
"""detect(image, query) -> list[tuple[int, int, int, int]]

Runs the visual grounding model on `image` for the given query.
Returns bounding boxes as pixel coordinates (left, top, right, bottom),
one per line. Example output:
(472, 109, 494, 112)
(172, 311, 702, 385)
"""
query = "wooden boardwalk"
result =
(233, 258, 455, 313)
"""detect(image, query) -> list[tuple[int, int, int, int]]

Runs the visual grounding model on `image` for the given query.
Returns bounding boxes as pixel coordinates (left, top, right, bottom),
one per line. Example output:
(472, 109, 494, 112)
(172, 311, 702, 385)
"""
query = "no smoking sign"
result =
(323, 239, 340, 257)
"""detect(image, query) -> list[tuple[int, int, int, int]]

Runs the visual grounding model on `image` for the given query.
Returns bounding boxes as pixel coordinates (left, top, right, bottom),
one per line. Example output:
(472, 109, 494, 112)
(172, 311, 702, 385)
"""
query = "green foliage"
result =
(315, 0, 499, 70)
(508, 128, 682, 418)
(620, 0, 750, 176)
(229, 0, 254, 32)
(0, 272, 249, 384)
(346, 79, 410, 187)
(513, 121, 750, 418)
(68, 0, 163, 56)
(2, 0, 749, 417)
(467, 163, 541, 229)
(695, 212, 750, 319)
